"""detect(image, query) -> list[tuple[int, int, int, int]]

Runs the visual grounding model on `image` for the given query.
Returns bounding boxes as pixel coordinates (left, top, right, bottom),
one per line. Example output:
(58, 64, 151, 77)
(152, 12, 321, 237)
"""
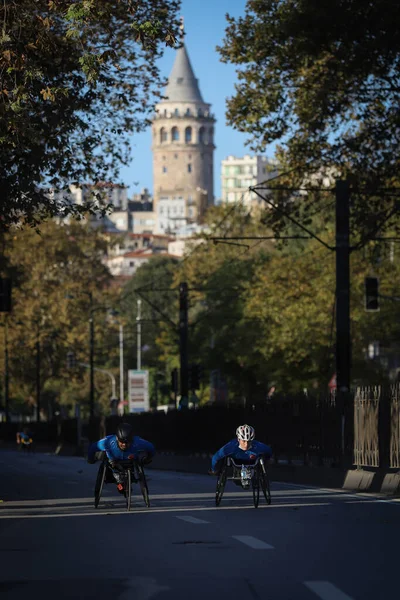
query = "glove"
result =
(208, 469, 218, 476)
(87, 457, 96, 464)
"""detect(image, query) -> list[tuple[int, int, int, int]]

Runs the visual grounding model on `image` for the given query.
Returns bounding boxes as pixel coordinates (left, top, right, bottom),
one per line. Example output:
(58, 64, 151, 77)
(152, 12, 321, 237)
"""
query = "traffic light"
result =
(0, 278, 12, 312)
(365, 277, 379, 311)
(66, 351, 76, 369)
(171, 368, 179, 394)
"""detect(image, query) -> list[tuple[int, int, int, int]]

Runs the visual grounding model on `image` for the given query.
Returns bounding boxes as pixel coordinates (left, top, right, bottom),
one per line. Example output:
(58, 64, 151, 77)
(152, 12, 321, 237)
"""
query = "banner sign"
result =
(128, 370, 149, 413)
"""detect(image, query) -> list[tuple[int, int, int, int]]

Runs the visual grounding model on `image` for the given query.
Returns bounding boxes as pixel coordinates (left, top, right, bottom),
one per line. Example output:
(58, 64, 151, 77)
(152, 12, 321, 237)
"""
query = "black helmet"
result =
(116, 422, 133, 444)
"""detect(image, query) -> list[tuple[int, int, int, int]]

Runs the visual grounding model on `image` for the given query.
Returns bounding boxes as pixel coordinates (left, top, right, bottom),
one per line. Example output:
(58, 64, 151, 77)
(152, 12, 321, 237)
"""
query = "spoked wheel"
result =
(215, 465, 227, 506)
(136, 464, 150, 508)
(94, 461, 107, 508)
(125, 469, 132, 511)
(252, 470, 260, 508)
(259, 465, 272, 505)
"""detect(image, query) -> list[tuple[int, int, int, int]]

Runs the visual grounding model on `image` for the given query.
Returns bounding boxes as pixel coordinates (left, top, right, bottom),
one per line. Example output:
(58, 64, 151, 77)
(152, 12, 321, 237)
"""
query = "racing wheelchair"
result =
(94, 455, 150, 512)
(215, 456, 271, 508)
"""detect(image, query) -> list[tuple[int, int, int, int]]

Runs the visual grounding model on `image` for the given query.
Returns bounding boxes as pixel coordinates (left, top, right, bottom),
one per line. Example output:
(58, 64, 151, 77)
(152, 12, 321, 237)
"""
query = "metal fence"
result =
(354, 384, 400, 469)
(354, 386, 380, 467)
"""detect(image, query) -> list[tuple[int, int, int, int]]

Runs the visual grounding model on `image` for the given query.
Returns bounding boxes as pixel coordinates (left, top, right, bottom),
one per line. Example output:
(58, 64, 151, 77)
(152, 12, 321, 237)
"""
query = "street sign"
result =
(128, 369, 149, 413)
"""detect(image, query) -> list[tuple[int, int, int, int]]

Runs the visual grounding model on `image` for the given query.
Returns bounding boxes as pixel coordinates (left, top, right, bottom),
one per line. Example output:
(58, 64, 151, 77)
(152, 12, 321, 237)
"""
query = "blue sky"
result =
(119, 0, 274, 200)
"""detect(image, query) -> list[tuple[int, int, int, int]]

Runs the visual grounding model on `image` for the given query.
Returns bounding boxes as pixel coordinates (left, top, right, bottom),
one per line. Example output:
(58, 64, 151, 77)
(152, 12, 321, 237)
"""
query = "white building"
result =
(69, 183, 129, 210)
(221, 155, 278, 206)
(156, 196, 187, 234)
(107, 250, 153, 277)
(167, 223, 208, 257)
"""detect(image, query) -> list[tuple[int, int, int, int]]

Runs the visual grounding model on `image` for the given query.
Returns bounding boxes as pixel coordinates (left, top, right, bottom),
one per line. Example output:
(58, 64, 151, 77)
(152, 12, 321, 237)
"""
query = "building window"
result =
(163, 166, 167, 173)
(174, 108, 179, 116)
(198, 126, 205, 144)
(177, 78, 183, 84)
(208, 127, 213, 144)
(188, 163, 192, 173)
(160, 128, 167, 143)
(185, 126, 192, 143)
(171, 126, 179, 141)
(198, 108, 203, 117)
(129, 261, 134, 267)
(185, 108, 191, 116)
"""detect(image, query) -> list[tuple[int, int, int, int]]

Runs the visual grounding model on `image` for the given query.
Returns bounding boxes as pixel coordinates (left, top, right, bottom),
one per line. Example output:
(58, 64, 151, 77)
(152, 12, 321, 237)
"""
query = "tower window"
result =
(188, 164, 192, 173)
(163, 166, 167, 173)
(171, 127, 179, 141)
(160, 128, 167, 143)
(185, 126, 192, 143)
(177, 78, 183, 84)
(174, 108, 179, 116)
(198, 127, 205, 144)
(174, 154, 178, 159)
(185, 108, 191, 116)
(198, 108, 203, 117)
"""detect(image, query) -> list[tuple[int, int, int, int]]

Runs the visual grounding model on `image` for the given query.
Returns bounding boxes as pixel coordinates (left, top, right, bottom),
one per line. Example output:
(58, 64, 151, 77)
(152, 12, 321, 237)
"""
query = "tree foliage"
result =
(218, 0, 400, 239)
(1, 221, 121, 417)
(0, 0, 181, 230)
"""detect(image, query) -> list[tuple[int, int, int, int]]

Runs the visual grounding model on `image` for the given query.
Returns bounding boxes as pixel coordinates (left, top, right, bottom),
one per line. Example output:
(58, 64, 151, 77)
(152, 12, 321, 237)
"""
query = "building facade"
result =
(152, 40, 215, 234)
(221, 155, 277, 207)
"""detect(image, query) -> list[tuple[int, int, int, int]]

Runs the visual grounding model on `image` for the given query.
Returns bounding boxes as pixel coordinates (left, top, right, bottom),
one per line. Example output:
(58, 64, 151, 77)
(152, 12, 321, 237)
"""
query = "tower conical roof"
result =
(164, 44, 204, 103)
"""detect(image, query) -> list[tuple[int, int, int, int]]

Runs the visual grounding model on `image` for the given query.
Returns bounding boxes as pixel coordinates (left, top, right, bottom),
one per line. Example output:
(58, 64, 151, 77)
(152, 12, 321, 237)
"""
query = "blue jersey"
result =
(211, 439, 272, 471)
(88, 434, 155, 463)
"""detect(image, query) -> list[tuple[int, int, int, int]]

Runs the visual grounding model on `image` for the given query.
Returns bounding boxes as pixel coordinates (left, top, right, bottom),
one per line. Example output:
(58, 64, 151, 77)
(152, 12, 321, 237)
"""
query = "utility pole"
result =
(335, 180, 351, 461)
(179, 282, 189, 409)
(89, 292, 94, 420)
(136, 299, 141, 370)
(36, 330, 41, 422)
(119, 323, 124, 406)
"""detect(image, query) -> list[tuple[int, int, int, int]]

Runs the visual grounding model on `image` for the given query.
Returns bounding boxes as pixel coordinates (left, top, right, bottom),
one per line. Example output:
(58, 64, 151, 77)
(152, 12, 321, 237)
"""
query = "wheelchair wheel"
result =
(94, 461, 107, 508)
(215, 465, 227, 506)
(252, 470, 260, 508)
(259, 466, 272, 505)
(136, 464, 150, 508)
(125, 469, 132, 512)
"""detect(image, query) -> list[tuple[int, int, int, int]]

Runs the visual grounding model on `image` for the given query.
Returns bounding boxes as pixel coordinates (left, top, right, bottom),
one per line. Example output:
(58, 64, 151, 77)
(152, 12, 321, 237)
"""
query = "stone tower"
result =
(152, 40, 215, 234)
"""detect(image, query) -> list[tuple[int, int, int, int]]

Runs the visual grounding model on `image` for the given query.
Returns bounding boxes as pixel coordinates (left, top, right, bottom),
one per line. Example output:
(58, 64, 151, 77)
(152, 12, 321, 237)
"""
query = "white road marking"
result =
(232, 535, 274, 550)
(304, 581, 355, 600)
(176, 515, 209, 524)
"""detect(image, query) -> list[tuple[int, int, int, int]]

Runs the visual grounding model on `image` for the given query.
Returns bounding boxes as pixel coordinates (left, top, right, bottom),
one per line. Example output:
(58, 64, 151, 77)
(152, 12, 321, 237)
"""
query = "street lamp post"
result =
(36, 328, 41, 422)
(137, 299, 141, 370)
(3, 316, 9, 423)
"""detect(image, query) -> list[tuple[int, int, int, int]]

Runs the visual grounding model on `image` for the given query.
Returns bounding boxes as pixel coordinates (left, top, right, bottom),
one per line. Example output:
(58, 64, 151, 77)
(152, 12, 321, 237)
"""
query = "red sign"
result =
(328, 373, 337, 389)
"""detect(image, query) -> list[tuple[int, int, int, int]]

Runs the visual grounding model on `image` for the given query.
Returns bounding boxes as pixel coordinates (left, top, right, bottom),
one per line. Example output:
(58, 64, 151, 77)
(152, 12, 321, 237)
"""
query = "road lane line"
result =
(232, 535, 274, 550)
(304, 581, 355, 600)
(176, 515, 210, 524)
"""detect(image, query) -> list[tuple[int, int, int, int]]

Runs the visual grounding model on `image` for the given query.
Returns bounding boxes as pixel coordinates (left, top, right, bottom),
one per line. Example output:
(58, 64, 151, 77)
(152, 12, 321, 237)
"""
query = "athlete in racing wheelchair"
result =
(209, 424, 272, 507)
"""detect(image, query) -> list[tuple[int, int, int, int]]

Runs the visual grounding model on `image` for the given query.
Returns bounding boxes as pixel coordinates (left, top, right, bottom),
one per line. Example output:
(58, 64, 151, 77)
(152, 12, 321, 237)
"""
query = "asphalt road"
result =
(0, 449, 398, 600)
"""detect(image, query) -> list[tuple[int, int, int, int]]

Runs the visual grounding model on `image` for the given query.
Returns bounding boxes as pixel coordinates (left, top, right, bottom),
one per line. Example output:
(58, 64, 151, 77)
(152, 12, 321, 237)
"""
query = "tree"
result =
(218, 0, 400, 236)
(119, 255, 179, 399)
(1, 220, 121, 417)
(0, 0, 181, 230)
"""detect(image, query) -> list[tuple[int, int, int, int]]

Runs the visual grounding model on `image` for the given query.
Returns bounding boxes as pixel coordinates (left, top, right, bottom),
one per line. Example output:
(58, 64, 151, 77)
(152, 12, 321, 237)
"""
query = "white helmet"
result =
(236, 424, 255, 441)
